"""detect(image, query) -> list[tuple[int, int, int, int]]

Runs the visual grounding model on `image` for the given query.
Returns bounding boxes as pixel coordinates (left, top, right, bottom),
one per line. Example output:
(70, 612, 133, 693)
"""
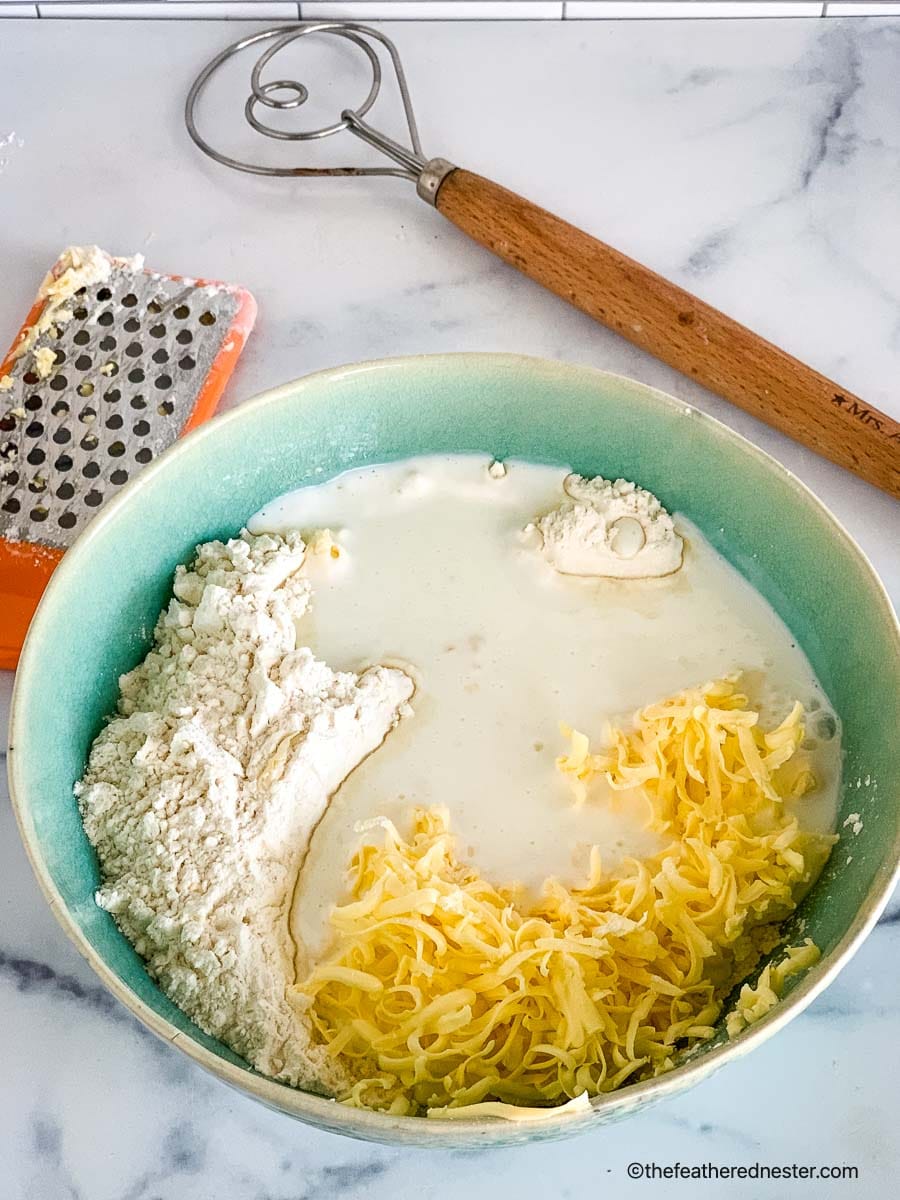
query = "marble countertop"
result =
(2, 14, 899, 1198)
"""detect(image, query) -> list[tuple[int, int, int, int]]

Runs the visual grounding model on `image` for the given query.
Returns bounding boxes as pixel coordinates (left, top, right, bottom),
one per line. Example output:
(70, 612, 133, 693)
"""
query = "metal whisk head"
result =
(185, 23, 454, 200)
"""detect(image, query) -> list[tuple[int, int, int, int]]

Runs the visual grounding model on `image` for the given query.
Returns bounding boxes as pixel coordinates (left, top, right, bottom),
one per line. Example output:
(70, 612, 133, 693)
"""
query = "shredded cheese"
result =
(293, 677, 834, 1115)
(725, 938, 821, 1037)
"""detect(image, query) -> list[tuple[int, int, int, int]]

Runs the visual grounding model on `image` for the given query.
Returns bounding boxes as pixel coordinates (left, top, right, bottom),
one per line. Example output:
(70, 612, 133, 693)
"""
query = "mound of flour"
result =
(535, 475, 683, 579)
(76, 531, 413, 1091)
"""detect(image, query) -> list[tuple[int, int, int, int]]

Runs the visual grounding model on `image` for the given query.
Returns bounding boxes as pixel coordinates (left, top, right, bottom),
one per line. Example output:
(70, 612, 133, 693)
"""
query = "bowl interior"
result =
(10, 355, 900, 1144)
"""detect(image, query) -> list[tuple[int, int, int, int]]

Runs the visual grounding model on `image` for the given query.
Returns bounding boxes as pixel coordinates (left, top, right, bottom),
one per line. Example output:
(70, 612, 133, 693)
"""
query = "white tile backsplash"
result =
(825, 1, 899, 13)
(301, 1, 564, 16)
(565, 1, 825, 15)
(7, 0, 897, 21)
(36, 1, 300, 14)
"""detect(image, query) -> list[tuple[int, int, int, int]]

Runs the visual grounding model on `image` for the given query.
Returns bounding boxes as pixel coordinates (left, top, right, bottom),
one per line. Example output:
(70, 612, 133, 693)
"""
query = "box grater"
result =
(0, 246, 256, 668)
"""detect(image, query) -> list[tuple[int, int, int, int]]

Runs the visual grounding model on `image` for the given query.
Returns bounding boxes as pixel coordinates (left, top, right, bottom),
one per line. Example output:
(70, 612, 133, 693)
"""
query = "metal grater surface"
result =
(0, 264, 242, 549)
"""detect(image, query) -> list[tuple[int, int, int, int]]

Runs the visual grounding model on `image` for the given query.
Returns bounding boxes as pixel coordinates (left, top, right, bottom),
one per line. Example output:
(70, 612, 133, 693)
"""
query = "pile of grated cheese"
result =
(725, 938, 821, 1038)
(292, 677, 835, 1116)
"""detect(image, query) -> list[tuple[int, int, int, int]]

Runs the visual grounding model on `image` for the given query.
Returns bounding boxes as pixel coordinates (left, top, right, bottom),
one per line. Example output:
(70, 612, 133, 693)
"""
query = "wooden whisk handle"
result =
(433, 168, 899, 499)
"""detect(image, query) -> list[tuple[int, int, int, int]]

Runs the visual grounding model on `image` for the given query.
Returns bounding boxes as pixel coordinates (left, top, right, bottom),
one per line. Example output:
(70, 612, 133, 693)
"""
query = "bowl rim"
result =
(9, 352, 900, 1147)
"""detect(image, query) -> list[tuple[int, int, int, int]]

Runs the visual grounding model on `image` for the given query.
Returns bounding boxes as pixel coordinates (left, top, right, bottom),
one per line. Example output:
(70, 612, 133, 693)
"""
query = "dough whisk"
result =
(185, 23, 898, 499)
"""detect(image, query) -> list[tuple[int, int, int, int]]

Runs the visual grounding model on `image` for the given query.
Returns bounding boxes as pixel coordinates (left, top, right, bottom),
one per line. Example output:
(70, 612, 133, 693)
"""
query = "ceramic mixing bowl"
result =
(9, 355, 900, 1148)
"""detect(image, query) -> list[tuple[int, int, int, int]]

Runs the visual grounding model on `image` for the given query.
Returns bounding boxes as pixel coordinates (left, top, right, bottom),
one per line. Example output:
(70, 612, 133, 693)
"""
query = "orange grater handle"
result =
(0, 540, 63, 671)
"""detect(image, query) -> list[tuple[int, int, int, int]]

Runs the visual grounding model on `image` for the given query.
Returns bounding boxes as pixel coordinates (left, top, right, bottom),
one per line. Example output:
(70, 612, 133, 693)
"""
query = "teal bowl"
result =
(9, 355, 900, 1148)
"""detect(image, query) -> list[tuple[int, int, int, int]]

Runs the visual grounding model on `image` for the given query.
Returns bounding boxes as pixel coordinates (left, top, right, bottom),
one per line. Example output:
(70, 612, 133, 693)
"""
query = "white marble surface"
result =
(1, 15, 899, 1198)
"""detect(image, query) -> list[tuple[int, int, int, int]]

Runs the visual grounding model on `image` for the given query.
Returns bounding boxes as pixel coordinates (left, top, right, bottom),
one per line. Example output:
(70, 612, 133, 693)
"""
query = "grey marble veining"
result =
(1, 15, 898, 1199)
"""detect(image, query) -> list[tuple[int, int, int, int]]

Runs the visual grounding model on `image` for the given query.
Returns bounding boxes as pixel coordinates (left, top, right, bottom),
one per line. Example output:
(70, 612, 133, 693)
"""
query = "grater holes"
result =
(155, 374, 173, 391)
(28, 475, 47, 493)
(54, 453, 72, 472)
(152, 349, 169, 365)
(128, 369, 145, 384)
(133, 419, 151, 436)
(101, 362, 119, 378)
(58, 512, 77, 530)
(199, 311, 216, 326)
(96, 286, 112, 302)
(1, 440, 18, 461)
(98, 311, 114, 327)
(74, 330, 90, 347)
(110, 469, 128, 485)
(124, 318, 140, 334)
(122, 293, 138, 308)
(149, 324, 166, 339)
(125, 341, 142, 359)
(80, 432, 99, 451)
(54, 349, 67, 365)
(85, 489, 103, 506)
(25, 420, 44, 438)
(75, 354, 92, 372)
(135, 447, 152, 464)
(51, 399, 69, 417)
(27, 448, 45, 466)
(29, 505, 48, 522)
(82, 461, 99, 478)
(25, 395, 43, 412)
(1, 469, 18, 486)
(176, 330, 193, 345)
(0, 415, 15, 433)
(130, 395, 147, 410)
(104, 388, 121, 404)
(157, 399, 174, 416)
(109, 441, 126, 457)
(99, 335, 117, 352)
(78, 382, 95, 398)
(179, 355, 196, 371)
(72, 307, 88, 321)
(49, 375, 69, 392)
(147, 299, 163, 315)
(173, 305, 190, 320)
(79, 406, 97, 424)
(23, 371, 38, 386)
(2, 496, 19, 514)
(53, 428, 72, 445)
(105, 414, 123, 431)
(56, 481, 74, 500)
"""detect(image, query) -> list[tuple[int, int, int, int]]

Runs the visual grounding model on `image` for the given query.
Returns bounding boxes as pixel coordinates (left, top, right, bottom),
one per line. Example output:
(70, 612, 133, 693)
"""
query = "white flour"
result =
(535, 475, 683, 578)
(76, 531, 413, 1091)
